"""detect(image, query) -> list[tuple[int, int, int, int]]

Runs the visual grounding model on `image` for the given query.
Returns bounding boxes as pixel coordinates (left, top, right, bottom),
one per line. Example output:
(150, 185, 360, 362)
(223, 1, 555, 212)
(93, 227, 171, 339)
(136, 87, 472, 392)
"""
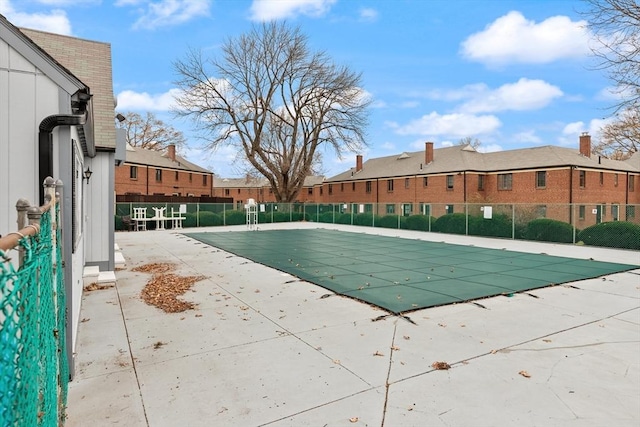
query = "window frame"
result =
(446, 175, 454, 190)
(130, 165, 138, 180)
(536, 171, 546, 189)
(387, 179, 394, 192)
(498, 173, 512, 190)
(155, 168, 162, 182)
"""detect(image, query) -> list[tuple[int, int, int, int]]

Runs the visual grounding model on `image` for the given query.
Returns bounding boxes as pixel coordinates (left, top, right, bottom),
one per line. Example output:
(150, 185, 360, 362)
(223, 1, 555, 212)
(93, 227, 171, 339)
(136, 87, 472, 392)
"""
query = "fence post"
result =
(465, 203, 469, 236)
(512, 204, 515, 239)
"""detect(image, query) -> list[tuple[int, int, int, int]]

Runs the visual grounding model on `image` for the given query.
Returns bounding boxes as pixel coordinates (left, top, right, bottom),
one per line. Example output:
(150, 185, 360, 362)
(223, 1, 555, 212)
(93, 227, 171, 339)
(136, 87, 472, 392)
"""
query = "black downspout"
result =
(38, 113, 87, 204)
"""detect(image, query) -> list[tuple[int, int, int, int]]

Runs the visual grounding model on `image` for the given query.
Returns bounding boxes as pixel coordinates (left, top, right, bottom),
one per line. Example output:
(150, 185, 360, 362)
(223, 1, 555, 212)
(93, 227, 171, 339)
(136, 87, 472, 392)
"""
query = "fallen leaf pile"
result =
(84, 283, 113, 291)
(134, 262, 206, 313)
(431, 361, 451, 370)
(132, 262, 175, 274)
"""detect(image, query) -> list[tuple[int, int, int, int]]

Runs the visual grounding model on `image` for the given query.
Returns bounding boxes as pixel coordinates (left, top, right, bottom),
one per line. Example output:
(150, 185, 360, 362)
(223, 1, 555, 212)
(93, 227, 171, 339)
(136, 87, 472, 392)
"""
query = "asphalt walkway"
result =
(66, 223, 640, 427)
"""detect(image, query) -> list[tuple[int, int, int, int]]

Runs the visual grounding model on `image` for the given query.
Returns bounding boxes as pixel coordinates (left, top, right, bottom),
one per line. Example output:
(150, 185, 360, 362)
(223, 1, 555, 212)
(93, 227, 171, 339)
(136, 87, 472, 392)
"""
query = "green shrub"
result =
(317, 212, 336, 223)
(433, 213, 467, 234)
(223, 210, 246, 225)
(469, 213, 513, 238)
(405, 215, 434, 231)
(335, 213, 353, 225)
(578, 221, 640, 250)
(523, 218, 575, 243)
(377, 215, 407, 229)
(353, 213, 381, 227)
(198, 211, 223, 227)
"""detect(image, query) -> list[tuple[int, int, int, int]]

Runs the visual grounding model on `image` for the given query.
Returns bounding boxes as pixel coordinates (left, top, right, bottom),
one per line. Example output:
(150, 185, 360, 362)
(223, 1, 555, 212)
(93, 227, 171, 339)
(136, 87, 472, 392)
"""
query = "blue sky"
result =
(1, 0, 617, 178)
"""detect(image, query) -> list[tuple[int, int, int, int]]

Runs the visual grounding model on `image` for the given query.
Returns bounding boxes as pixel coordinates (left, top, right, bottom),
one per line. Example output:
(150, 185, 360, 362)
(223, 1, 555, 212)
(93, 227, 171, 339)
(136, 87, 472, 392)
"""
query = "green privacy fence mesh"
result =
(0, 202, 68, 427)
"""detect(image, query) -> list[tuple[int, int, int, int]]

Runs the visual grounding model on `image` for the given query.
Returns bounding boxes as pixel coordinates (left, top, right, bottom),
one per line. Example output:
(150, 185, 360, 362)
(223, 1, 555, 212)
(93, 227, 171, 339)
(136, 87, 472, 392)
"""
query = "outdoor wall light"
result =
(83, 167, 93, 183)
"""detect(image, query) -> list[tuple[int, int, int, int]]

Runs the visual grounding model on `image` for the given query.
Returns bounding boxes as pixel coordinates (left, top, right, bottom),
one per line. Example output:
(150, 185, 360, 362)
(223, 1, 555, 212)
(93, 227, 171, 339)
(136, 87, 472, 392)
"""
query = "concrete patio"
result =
(65, 223, 640, 426)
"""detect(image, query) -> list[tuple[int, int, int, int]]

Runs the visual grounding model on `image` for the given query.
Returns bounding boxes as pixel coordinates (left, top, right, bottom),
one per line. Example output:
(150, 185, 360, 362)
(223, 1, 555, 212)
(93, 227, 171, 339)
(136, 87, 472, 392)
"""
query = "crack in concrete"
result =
(115, 279, 150, 427)
(380, 322, 398, 427)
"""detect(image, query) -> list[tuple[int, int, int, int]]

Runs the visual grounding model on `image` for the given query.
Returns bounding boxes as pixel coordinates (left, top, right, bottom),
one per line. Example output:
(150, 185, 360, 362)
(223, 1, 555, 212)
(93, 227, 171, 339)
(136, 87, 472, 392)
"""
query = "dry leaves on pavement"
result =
(431, 361, 451, 370)
(134, 262, 206, 313)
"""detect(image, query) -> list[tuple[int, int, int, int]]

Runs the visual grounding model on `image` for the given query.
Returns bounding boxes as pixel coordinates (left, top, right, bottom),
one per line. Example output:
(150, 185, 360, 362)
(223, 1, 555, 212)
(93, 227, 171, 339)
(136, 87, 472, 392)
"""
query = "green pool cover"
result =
(184, 229, 638, 314)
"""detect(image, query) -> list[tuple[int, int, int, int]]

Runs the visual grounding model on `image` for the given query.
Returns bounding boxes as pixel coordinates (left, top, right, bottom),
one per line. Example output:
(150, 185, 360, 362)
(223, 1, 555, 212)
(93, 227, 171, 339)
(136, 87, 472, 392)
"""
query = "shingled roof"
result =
(125, 144, 211, 173)
(214, 175, 325, 188)
(328, 144, 639, 182)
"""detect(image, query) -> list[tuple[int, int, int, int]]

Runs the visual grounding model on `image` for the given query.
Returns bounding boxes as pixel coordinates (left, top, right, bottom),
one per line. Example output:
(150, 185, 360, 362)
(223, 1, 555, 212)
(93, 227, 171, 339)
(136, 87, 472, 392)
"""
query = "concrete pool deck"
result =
(66, 223, 640, 427)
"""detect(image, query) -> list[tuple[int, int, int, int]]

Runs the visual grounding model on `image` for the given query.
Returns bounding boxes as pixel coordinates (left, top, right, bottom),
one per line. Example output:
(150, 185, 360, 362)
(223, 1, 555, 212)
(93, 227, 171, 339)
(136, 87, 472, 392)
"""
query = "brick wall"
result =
(115, 163, 212, 196)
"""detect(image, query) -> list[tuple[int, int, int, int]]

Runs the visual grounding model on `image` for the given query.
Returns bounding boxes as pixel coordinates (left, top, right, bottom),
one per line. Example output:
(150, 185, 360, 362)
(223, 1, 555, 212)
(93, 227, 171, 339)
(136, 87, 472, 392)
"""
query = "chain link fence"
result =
(0, 179, 68, 427)
(115, 202, 640, 250)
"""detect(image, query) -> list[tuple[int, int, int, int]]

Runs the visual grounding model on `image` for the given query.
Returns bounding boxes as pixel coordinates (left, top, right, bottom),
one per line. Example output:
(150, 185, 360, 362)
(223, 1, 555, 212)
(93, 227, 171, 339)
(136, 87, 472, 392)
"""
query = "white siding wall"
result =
(85, 152, 115, 270)
(0, 38, 60, 235)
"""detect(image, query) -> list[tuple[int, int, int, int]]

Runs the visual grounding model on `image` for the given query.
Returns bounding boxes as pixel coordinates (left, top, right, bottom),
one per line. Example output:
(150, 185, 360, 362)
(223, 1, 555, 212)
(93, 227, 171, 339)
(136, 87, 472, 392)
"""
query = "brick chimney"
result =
(167, 144, 176, 161)
(579, 132, 591, 158)
(425, 142, 434, 164)
(356, 154, 363, 172)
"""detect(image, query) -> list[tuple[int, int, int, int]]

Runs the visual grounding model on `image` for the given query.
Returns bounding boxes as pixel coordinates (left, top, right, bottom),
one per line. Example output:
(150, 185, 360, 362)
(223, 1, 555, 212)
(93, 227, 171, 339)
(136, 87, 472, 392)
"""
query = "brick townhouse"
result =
(322, 134, 640, 226)
(115, 144, 214, 196)
(212, 175, 325, 207)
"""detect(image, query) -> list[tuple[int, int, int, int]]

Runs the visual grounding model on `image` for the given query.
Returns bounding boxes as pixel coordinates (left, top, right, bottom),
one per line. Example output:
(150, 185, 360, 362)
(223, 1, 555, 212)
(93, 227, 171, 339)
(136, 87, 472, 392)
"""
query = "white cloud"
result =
(116, 88, 181, 111)
(477, 143, 503, 153)
(513, 130, 542, 144)
(461, 11, 589, 66)
(381, 142, 395, 150)
(249, 0, 337, 21)
(129, 0, 211, 30)
(0, 0, 72, 34)
(34, 0, 99, 5)
(458, 78, 563, 113)
(393, 112, 502, 137)
(359, 7, 378, 22)
(558, 118, 609, 146)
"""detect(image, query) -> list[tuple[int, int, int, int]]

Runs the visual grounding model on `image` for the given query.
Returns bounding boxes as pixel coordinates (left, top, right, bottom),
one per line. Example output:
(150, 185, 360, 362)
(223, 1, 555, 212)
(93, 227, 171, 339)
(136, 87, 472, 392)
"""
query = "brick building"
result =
(322, 134, 639, 225)
(212, 175, 325, 206)
(115, 144, 214, 196)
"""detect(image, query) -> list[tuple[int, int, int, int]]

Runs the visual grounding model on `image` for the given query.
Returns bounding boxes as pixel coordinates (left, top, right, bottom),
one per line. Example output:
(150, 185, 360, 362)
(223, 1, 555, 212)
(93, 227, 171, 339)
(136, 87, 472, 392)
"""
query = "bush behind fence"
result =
(115, 202, 640, 250)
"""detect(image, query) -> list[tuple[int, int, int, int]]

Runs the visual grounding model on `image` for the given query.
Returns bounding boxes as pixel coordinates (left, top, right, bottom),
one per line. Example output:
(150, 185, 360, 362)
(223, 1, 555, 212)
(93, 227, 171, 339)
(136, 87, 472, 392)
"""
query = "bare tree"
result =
(172, 22, 370, 202)
(593, 109, 639, 158)
(583, 0, 639, 157)
(457, 136, 482, 149)
(584, 0, 639, 111)
(118, 111, 187, 151)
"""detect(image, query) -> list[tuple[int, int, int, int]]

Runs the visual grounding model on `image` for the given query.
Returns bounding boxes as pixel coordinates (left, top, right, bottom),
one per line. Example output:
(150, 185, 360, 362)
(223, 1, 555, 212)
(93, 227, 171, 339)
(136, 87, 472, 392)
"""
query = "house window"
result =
(308, 188, 313, 195)
(599, 172, 604, 186)
(478, 175, 484, 191)
(403, 203, 413, 216)
(626, 205, 636, 219)
(386, 204, 395, 214)
(630, 175, 635, 191)
(579, 205, 585, 220)
(536, 171, 546, 188)
(130, 166, 138, 179)
(445, 205, 454, 214)
(189, 173, 193, 183)
(237, 189, 240, 194)
(612, 204, 619, 221)
(579, 170, 586, 188)
(614, 174, 618, 187)
(446, 175, 454, 190)
(155, 169, 162, 182)
(423, 177, 428, 187)
(366, 181, 372, 193)
(364, 204, 373, 213)
(420, 203, 431, 216)
(224, 189, 230, 196)
(352, 182, 355, 191)
(175, 171, 179, 181)
(387, 179, 394, 192)
(601, 203, 607, 217)
(203, 175, 207, 186)
(405, 178, 410, 189)
(328, 184, 333, 195)
(341, 183, 344, 192)
(498, 173, 512, 190)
